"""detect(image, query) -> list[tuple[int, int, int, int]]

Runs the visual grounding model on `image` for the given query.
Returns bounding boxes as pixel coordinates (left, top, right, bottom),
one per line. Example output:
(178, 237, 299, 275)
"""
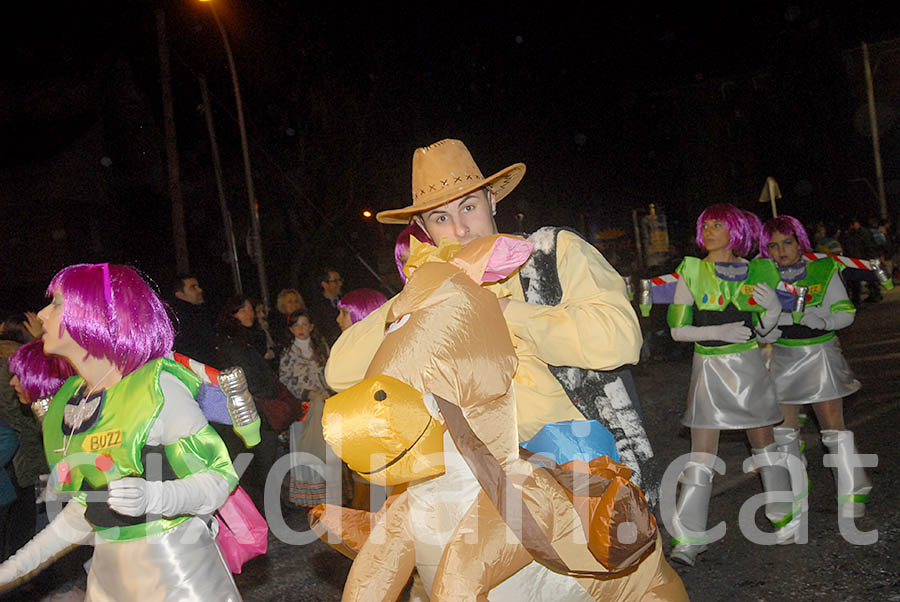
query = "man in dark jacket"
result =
(841, 218, 880, 304)
(171, 275, 217, 365)
(306, 268, 344, 347)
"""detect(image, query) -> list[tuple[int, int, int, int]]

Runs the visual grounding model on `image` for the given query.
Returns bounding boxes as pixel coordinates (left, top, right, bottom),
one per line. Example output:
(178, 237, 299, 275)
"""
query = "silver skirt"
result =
(85, 517, 242, 602)
(683, 348, 782, 429)
(770, 337, 860, 405)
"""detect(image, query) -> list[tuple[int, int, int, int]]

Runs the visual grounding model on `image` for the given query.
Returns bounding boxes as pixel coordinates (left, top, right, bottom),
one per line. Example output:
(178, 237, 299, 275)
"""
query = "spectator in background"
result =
(336, 289, 388, 332)
(171, 274, 217, 365)
(0, 419, 17, 566)
(306, 269, 344, 347)
(394, 222, 434, 284)
(814, 222, 843, 255)
(842, 217, 880, 304)
(878, 218, 897, 281)
(271, 288, 305, 357)
(868, 216, 886, 256)
(279, 309, 331, 404)
(0, 315, 39, 346)
(215, 295, 280, 508)
(279, 309, 344, 509)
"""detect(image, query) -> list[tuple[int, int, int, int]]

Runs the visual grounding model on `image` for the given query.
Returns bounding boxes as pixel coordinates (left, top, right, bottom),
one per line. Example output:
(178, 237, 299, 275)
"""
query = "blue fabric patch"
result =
(197, 383, 232, 425)
(651, 281, 678, 304)
(521, 420, 619, 465)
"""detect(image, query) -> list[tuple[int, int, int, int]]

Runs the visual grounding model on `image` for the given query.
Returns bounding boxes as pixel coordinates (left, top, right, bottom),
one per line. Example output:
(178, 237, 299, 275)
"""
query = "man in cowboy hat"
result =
(326, 139, 655, 497)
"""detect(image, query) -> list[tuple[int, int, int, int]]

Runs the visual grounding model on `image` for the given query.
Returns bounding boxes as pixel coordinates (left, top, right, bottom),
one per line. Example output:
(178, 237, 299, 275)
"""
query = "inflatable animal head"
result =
(323, 235, 533, 486)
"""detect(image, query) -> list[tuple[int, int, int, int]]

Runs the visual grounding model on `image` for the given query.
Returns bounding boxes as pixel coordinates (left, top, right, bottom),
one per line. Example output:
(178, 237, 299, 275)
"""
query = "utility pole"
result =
(199, 76, 243, 295)
(156, 8, 190, 273)
(862, 42, 888, 220)
(204, 0, 270, 311)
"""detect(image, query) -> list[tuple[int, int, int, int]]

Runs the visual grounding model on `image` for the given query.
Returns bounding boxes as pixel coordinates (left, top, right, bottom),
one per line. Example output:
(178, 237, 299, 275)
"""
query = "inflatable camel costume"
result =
(310, 235, 688, 601)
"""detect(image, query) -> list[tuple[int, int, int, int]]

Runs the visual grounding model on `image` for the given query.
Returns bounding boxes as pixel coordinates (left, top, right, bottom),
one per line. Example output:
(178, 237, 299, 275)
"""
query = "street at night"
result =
(2, 2, 900, 601)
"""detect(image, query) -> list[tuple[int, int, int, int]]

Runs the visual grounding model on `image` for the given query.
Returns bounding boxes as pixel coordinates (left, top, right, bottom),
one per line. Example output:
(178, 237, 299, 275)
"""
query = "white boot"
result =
(670, 462, 713, 566)
(774, 426, 809, 512)
(821, 429, 872, 518)
(751, 443, 801, 544)
(773, 426, 807, 467)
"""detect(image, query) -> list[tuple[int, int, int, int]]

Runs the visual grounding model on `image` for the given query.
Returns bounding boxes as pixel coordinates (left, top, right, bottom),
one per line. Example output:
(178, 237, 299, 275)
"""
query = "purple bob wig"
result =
(46, 263, 174, 376)
(741, 210, 763, 255)
(695, 203, 755, 257)
(394, 223, 434, 283)
(337, 289, 388, 325)
(759, 215, 812, 259)
(8, 340, 76, 402)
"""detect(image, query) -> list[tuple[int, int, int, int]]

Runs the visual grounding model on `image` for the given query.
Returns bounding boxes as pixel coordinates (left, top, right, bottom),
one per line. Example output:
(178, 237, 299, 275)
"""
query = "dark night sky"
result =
(3, 1, 900, 312)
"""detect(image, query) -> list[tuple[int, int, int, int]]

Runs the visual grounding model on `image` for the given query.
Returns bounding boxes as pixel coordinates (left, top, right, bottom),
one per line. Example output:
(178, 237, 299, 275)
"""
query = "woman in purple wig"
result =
(336, 289, 388, 331)
(760, 215, 870, 520)
(0, 263, 242, 600)
(666, 203, 798, 566)
(8, 340, 75, 407)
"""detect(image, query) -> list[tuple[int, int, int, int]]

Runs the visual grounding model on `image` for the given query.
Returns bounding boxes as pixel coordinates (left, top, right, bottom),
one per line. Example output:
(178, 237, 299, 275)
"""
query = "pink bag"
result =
(215, 486, 269, 574)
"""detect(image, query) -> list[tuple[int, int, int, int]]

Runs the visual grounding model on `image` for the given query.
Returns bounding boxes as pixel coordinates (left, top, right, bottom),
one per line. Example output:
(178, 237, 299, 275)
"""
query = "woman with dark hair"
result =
(279, 309, 330, 403)
(760, 215, 870, 520)
(0, 263, 241, 600)
(215, 295, 280, 506)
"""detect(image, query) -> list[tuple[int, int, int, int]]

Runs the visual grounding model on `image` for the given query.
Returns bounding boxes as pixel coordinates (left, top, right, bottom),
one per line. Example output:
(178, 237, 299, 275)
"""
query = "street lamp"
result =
(198, 0, 270, 311)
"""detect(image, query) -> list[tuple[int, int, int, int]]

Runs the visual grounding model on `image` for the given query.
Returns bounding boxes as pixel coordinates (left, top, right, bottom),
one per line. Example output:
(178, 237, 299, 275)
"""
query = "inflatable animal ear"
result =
(450, 234, 534, 284)
(403, 237, 459, 281)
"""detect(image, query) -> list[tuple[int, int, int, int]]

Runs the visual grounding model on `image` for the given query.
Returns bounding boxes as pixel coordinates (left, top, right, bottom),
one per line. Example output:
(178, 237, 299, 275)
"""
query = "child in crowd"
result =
(279, 310, 341, 508)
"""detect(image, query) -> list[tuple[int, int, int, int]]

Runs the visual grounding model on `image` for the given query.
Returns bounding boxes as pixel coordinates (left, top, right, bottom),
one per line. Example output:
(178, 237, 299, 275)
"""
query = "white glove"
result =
(108, 472, 231, 518)
(671, 322, 751, 344)
(753, 283, 782, 334)
(756, 326, 782, 345)
(799, 313, 827, 331)
(0, 499, 93, 593)
(752, 283, 781, 313)
(707, 322, 752, 343)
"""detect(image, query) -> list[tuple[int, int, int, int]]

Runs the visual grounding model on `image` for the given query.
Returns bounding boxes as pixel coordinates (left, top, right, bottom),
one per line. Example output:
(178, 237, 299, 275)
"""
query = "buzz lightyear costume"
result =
(666, 256, 797, 564)
(667, 257, 784, 429)
(0, 357, 242, 601)
(765, 257, 871, 518)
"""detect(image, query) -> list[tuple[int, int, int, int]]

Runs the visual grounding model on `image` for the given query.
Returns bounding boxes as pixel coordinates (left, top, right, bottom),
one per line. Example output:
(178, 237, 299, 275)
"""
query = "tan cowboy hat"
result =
(376, 139, 526, 224)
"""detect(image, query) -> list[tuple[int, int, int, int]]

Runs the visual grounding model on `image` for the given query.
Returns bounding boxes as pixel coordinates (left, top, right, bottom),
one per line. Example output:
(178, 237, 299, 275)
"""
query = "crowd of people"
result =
(0, 137, 892, 600)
